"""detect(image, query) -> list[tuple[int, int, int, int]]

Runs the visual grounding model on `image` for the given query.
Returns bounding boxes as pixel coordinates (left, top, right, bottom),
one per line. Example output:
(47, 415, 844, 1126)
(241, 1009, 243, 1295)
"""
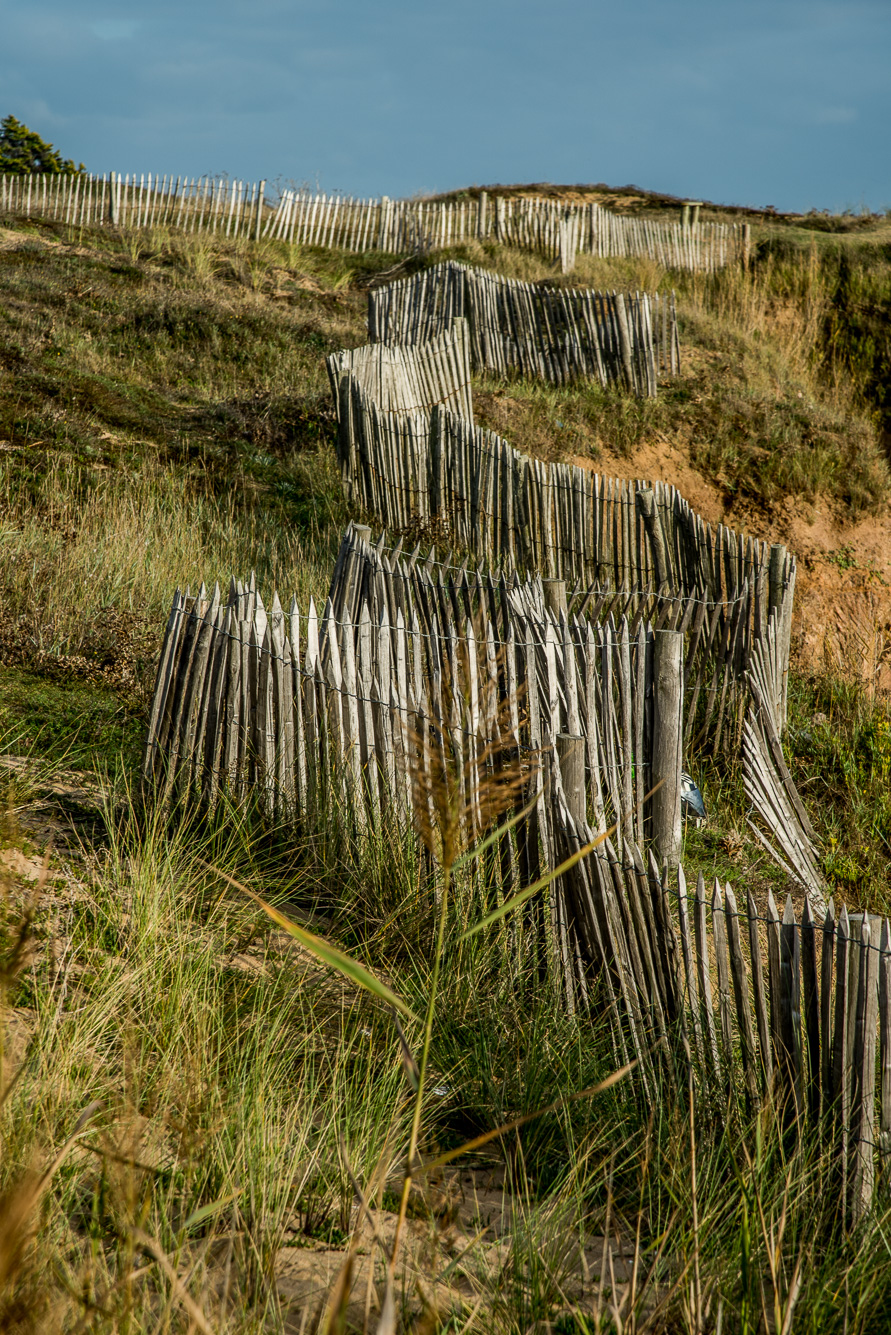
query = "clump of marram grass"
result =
(2, 707, 891, 1330)
(382, 693, 533, 1272)
(0, 452, 340, 683)
(675, 240, 890, 511)
(2, 208, 891, 1331)
(0, 785, 417, 1330)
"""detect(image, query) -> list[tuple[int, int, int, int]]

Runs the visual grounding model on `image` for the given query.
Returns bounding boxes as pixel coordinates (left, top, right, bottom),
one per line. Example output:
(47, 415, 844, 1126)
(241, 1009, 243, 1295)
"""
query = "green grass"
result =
(2, 763, 891, 1331)
(464, 235, 890, 514)
(0, 805, 417, 1329)
(0, 664, 144, 773)
(786, 670, 891, 911)
(0, 210, 891, 1330)
(0, 220, 360, 709)
(0, 220, 358, 507)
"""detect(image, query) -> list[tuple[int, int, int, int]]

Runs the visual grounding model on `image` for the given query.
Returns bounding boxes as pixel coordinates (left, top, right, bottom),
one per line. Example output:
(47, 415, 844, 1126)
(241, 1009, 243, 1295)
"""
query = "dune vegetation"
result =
(1, 199, 891, 1331)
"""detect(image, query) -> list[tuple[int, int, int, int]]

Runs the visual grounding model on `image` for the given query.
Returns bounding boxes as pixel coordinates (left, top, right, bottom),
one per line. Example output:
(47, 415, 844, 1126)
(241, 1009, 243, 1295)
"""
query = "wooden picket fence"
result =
(0, 171, 270, 240)
(264, 189, 748, 272)
(743, 631, 825, 901)
(327, 524, 821, 904)
(366, 262, 679, 392)
(327, 318, 473, 426)
(326, 326, 821, 895)
(327, 333, 797, 712)
(143, 524, 885, 1216)
(144, 518, 822, 901)
(0, 173, 747, 271)
(144, 530, 673, 857)
(550, 798, 891, 1221)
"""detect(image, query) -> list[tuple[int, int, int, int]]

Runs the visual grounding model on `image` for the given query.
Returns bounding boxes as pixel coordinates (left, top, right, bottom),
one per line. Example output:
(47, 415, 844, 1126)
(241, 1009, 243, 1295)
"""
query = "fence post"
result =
(542, 579, 567, 618)
(559, 218, 575, 276)
(557, 733, 585, 826)
(652, 630, 683, 864)
(768, 544, 787, 622)
(255, 180, 266, 242)
(636, 487, 670, 593)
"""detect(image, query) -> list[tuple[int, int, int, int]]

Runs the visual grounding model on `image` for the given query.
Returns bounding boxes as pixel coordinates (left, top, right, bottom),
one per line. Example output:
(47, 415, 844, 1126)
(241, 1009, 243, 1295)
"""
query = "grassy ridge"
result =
(460, 233, 889, 513)
(1, 213, 891, 1328)
(1, 218, 888, 692)
(2, 218, 891, 892)
(3, 734, 891, 1329)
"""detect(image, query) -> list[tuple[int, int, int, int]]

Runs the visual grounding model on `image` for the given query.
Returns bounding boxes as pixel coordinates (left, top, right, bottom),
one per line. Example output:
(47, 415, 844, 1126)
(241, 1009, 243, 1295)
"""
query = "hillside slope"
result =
(1, 210, 890, 879)
(2, 199, 891, 1331)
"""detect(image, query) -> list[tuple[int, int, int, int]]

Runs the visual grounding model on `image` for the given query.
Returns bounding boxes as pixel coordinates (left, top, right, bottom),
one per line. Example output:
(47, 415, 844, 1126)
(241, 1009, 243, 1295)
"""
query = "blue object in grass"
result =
(680, 771, 707, 823)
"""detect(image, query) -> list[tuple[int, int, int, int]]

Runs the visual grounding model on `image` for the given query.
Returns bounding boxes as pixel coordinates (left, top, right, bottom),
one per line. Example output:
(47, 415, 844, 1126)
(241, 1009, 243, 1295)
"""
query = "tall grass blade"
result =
(459, 825, 615, 940)
(420, 1060, 637, 1172)
(451, 793, 539, 872)
(209, 864, 419, 1021)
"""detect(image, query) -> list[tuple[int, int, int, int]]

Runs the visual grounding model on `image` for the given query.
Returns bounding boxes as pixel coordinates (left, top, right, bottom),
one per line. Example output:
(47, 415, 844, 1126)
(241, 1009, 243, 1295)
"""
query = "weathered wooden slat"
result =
(725, 885, 759, 1107)
(747, 891, 773, 1093)
(851, 913, 878, 1219)
(832, 907, 851, 1207)
(821, 897, 836, 1111)
(695, 872, 722, 1083)
(801, 898, 822, 1125)
(712, 881, 735, 1065)
(779, 896, 803, 1123)
(676, 864, 703, 1062)
(766, 891, 783, 1076)
(879, 918, 891, 1156)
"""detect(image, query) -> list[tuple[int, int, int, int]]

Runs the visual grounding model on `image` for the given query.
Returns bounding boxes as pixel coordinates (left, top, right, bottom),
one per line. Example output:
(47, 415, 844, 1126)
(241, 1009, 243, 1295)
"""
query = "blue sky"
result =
(2, 0, 889, 213)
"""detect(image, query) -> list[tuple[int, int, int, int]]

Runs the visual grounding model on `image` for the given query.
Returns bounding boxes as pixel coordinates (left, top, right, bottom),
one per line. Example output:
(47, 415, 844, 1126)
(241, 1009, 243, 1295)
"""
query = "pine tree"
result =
(0, 115, 85, 175)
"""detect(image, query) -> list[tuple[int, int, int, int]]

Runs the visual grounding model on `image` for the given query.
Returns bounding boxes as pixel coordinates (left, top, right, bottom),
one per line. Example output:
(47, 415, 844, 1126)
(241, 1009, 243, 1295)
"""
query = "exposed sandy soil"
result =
(275, 1167, 635, 1331)
(477, 374, 891, 688)
(567, 437, 891, 690)
(0, 780, 639, 1333)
